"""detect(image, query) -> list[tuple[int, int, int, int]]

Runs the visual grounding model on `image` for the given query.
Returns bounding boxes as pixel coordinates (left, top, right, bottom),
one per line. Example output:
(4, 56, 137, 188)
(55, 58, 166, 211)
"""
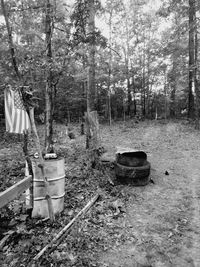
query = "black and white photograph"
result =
(0, 0, 200, 266)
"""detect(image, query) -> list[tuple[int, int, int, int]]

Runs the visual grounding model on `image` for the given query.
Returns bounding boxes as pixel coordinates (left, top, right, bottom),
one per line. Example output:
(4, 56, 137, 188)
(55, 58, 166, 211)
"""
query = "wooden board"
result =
(0, 175, 32, 209)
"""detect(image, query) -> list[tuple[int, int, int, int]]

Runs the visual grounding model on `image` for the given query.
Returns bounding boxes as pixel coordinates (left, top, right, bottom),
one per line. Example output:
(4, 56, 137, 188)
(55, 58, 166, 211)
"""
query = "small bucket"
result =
(26, 158, 65, 218)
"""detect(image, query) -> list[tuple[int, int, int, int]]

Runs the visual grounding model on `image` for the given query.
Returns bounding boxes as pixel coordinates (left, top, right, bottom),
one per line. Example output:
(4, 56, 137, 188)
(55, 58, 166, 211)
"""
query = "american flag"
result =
(4, 85, 30, 134)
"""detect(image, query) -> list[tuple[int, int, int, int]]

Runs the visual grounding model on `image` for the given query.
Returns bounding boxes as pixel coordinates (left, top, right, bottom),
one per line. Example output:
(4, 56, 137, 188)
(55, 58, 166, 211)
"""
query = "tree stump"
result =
(85, 111, 101, 167)
(85, 111, 100, 150)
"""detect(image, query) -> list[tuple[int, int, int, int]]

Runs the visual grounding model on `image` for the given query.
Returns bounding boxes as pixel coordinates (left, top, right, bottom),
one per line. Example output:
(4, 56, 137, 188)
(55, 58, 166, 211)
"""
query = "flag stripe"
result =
(4, 89, 13, 132)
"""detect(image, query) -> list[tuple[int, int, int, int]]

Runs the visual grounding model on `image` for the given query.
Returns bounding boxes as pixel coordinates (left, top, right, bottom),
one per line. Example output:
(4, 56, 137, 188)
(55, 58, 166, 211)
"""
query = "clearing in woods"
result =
(100, 121, 200, 267)
(0, 120, 200, 267)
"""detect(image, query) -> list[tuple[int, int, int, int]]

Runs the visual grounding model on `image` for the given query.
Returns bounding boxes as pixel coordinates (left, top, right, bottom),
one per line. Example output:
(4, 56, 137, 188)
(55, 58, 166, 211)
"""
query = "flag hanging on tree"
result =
(4, 85, 30, 134)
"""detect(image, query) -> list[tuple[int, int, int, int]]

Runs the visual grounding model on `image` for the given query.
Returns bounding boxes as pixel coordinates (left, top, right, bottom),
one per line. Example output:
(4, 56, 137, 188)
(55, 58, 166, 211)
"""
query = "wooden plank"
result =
(0, 175, 32, 209)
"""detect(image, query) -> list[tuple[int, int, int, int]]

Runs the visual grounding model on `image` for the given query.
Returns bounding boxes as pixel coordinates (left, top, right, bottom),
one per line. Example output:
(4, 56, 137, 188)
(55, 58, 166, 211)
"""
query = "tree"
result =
(193, 0, 200, 128)
(87, 0, 96, 111)
(44, 0, 54, 153)
(188, 0, 195, 118)
(0, 0, 56, 219)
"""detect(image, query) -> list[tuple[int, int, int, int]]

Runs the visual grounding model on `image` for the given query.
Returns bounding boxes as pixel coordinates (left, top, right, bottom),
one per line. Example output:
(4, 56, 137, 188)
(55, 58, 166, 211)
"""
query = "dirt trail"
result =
(100, 121, 200, 267)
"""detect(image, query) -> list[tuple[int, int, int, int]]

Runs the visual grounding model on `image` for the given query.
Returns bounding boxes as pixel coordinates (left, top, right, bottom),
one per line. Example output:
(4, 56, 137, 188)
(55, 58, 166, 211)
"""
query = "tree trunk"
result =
(132, 76, 137, 116)
(142, 67, 146, 117)
(108, 87, 112, 126)
(146, 48, 150, 118)
(127, 78, 131, 117)
(0, 0, 20, 79)
(108, 10, 112, 126)
(88, 0, 96, 112)
(188, 0, 195, 119)
(170, 54, 177, 118)
(170, 86, 176, 118)
(125, 16, 132, 118)
(164, 79, 168, 122)
(123, 97, 126, 122)
(45, 0, 54, 153)
(86, 0, 100, 150)
(194, 4, 200, 128)
(142, 36, 146, 117)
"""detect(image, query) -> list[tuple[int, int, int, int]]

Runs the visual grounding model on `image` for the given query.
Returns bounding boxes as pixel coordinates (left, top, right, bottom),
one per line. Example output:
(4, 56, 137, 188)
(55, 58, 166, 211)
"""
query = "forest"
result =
(0, 0, 200, 267)
(0, 0, 199, 125)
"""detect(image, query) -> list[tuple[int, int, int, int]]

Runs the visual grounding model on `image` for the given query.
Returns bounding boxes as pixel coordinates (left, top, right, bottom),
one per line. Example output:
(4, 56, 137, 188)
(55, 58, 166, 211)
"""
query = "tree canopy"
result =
(0, 0, 199, 123)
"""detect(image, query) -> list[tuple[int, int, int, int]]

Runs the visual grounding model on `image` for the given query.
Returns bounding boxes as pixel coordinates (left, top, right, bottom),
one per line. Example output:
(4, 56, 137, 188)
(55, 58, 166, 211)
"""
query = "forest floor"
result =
(0, 120, 200, 267)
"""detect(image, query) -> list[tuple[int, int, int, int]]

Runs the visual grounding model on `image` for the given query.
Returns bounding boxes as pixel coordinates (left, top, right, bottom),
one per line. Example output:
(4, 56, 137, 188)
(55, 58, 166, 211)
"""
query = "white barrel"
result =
(26, 158, 65, 218)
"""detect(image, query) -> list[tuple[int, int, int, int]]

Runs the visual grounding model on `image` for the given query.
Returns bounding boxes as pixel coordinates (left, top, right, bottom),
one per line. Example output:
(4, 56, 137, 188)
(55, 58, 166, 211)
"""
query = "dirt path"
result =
(100, 121, 200, 267)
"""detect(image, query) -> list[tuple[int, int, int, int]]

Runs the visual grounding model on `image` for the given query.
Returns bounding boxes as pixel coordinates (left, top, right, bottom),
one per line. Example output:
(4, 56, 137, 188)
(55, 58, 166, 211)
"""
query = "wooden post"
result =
(85, 111, 100, 150)
(23, 132, 34, 209)
(29, 108, 55, 221)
